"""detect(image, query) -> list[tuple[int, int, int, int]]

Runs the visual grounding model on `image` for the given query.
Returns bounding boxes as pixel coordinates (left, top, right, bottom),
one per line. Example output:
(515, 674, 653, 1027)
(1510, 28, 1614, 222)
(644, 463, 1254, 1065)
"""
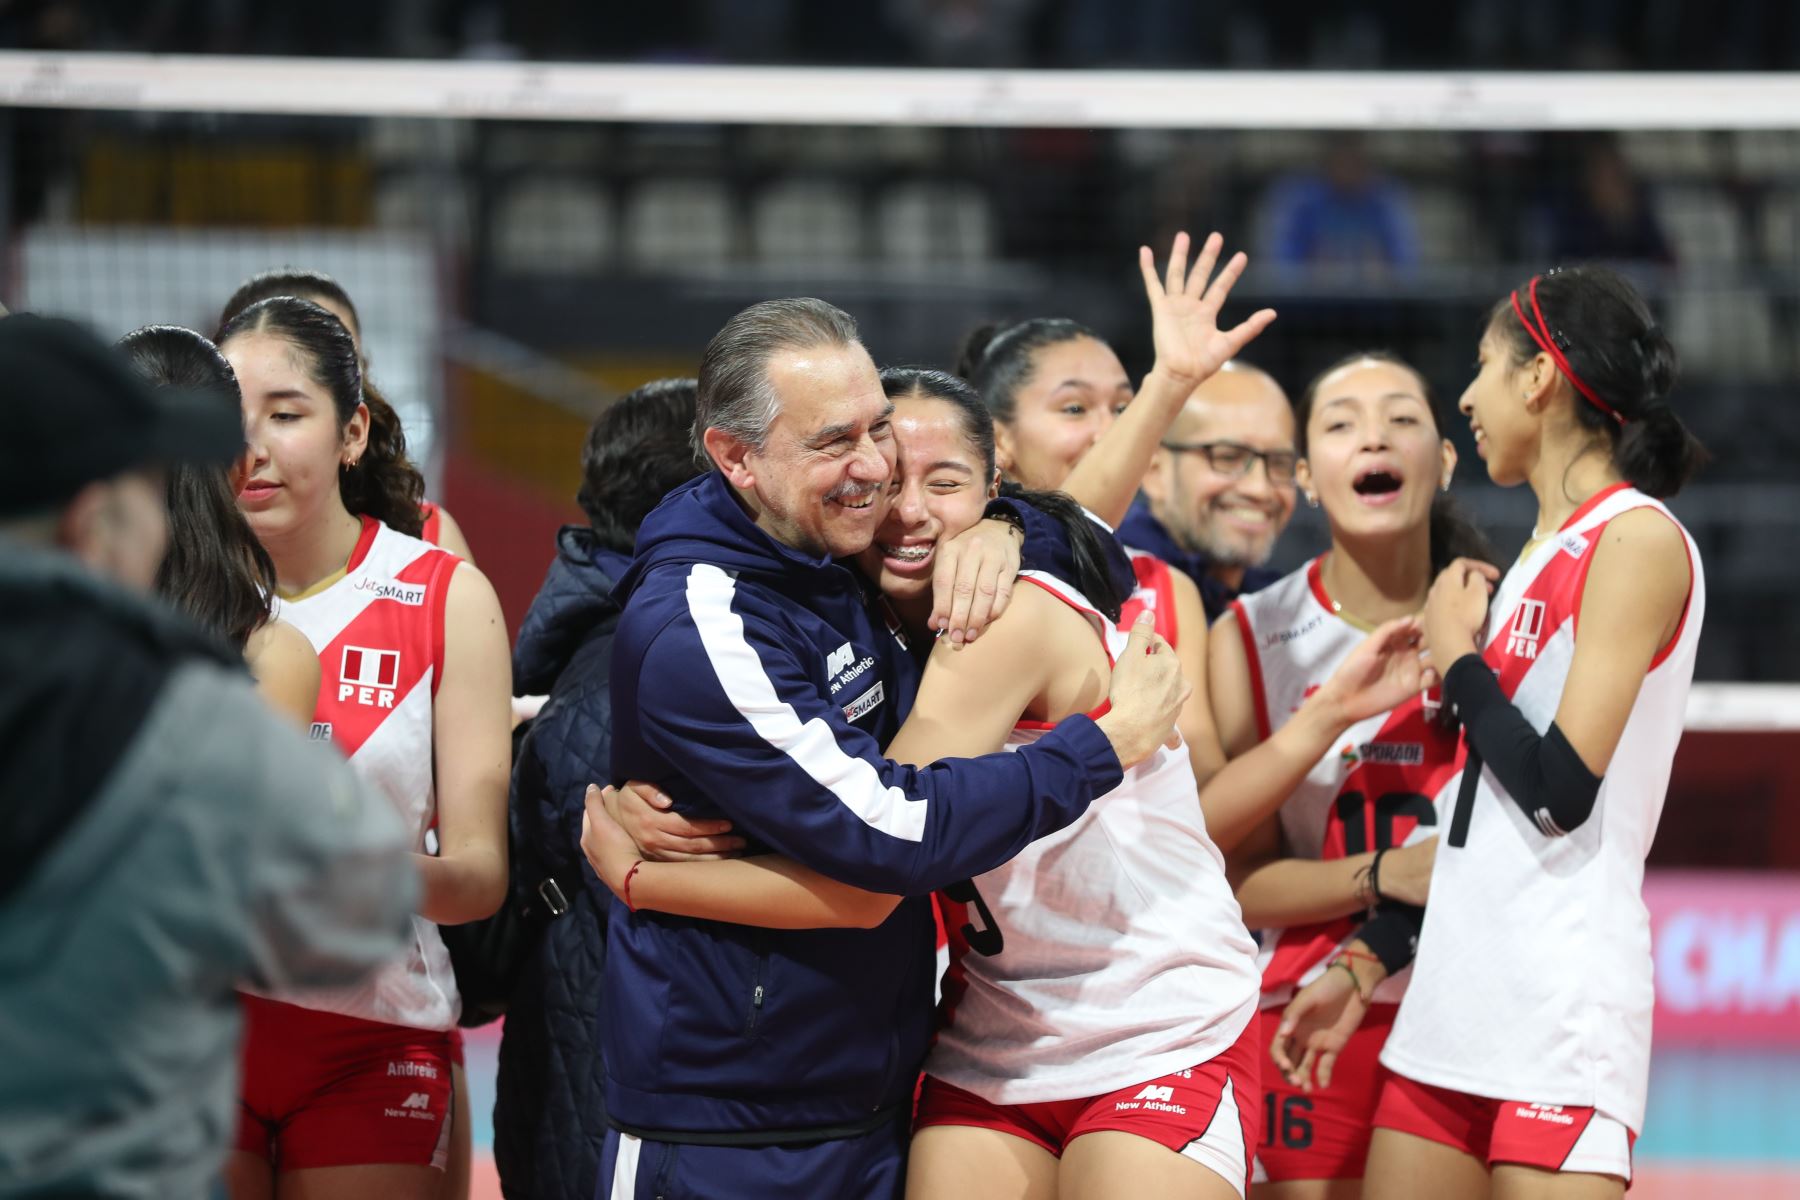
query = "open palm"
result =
(1139, 231, 1277, 388)
(1321, 616, 1427, 724)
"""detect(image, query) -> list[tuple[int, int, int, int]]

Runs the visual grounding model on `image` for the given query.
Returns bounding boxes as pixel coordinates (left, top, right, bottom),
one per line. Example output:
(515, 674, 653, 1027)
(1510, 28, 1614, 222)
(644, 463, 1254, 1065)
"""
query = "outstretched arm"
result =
(1202, 609, 1425, 854)
(1062, 232, 1276, 526)
(593, 597, 1186, 928)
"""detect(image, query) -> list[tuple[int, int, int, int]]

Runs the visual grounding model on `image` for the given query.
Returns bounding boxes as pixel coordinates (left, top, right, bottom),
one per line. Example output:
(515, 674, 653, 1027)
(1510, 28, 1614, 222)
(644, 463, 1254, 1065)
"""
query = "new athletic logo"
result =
(1504, 599, 1547, 660)
(1513, 1103, 1576, 1126)
(339, 645, 400, 708)
(825, 642, 855, 678)
(384, 1091, 437, 1120)
(1116, 1082, 1188, 1115)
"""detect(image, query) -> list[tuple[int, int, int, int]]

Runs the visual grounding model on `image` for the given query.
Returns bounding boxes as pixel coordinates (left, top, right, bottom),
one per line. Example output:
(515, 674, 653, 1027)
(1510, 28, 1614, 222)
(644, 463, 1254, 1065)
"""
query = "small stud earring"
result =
(1305, 492, 1319, 509)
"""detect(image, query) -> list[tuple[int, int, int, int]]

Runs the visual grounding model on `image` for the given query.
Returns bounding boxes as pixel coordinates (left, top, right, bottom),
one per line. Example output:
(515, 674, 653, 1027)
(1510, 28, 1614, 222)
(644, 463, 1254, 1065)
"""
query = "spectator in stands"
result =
(0, 314, 417, 1197)
(494, 378, 706, 1200)
(1263, 135, 1420, 273)
(1545, 136, 1676, 266)
(1120, 360, 1299, 619)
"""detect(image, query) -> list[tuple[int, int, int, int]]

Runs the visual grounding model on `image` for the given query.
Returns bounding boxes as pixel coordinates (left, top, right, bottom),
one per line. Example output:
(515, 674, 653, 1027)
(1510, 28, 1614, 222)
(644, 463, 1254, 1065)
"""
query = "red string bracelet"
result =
(622, 860, 644, 913)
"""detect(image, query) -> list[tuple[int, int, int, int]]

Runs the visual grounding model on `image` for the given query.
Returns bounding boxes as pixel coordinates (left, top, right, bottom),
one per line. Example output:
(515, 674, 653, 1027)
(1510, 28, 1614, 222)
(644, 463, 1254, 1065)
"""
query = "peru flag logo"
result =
(339, 645, 400, 708)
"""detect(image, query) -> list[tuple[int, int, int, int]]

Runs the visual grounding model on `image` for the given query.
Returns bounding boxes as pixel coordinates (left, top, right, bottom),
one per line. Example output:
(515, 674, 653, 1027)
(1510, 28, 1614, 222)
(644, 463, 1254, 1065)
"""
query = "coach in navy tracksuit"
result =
(594, 299, 1177, 1198)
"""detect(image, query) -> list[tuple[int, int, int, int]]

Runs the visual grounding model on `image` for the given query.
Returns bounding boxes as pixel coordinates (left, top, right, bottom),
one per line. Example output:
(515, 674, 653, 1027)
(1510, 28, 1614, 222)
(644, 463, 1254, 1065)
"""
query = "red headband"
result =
(1510, 276, 1626, 425)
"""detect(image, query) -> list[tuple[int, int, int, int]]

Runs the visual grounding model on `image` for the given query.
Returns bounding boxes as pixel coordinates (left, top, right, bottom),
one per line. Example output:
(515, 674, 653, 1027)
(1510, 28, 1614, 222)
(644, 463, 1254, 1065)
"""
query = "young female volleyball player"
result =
(221, 270, 481, 1199)
(116, 323, 320, 728)
(218, 297, 510, 1200)
(1346, 266, 1705, 1198)
(583, 361, 1429, 1199)
(220, 268, 474, 559)
(1208, 351, 1492, 1198)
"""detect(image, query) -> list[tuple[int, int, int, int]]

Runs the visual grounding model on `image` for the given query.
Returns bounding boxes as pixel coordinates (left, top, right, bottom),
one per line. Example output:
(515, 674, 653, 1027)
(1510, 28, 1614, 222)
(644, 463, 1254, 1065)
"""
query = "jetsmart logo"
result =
(1505, 599, 1546, 660)
(353, 576, 427, 606)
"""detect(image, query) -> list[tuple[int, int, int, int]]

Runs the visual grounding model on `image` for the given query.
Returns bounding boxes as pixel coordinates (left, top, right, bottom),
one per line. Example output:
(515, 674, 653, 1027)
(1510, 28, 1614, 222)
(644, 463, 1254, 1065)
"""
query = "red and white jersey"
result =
(926, 571, 1260, 1105)
(1382, 485, 1704, 1130)
(1229, 558, 1461, 1009)
(267, 516, 462, 1030)
(1117, 548, 1182, 646)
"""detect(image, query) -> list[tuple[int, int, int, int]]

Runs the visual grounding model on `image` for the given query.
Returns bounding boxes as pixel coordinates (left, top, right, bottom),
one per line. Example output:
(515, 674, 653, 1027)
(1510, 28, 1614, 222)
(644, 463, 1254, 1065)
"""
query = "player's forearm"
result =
(1199, 700, 1348, 853)
(1234, 852, 1377, 928)
(625, 856, 901, 930)
(414, 847, 507, 925)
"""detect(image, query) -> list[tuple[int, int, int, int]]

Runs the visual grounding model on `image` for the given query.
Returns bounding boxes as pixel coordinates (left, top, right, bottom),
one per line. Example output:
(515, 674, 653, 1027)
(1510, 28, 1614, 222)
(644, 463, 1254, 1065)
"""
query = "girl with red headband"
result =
(1277, 265, 1706, 1198)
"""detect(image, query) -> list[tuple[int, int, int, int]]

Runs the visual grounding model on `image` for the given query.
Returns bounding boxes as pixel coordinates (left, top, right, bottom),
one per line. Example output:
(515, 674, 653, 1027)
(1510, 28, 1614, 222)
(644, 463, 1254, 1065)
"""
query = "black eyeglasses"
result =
(1159, 440, 1299, 486)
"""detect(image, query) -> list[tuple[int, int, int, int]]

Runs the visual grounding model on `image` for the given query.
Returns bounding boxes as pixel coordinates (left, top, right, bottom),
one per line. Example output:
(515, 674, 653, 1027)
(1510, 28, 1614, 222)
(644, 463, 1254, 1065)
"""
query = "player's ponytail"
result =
(218, 295, 426, 536)
(1489, 265, 1707, 499)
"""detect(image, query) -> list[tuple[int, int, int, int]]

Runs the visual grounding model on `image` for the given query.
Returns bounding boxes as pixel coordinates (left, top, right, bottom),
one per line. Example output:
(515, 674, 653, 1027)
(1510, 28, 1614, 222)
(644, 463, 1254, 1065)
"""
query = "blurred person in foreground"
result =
(493, 379, 704, 1199)
(0, 314, 419, 1198)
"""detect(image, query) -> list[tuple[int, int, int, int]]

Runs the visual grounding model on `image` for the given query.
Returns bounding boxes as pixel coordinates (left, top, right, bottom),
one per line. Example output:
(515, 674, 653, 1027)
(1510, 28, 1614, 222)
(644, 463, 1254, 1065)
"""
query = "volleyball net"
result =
(0, 53, 1796, 703)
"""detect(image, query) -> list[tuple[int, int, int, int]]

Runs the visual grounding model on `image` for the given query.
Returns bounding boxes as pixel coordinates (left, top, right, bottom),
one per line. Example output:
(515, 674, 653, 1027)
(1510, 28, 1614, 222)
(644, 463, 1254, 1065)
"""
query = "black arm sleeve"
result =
(1443, 653, 1602, 839)
(1355, 900, 1425, 977)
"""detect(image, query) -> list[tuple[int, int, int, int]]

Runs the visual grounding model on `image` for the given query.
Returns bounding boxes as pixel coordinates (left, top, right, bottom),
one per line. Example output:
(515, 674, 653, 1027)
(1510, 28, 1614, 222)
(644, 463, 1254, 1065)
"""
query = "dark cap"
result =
(0, 313, 245, 516)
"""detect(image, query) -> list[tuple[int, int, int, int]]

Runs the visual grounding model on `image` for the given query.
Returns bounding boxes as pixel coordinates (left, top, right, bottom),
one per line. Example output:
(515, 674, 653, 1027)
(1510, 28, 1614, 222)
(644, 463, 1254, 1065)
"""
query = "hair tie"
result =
(1511, 276, 1627, 425)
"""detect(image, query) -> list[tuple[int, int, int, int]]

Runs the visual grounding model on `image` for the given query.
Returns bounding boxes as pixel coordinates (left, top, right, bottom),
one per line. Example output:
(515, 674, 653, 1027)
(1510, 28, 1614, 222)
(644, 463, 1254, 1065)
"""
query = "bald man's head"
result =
(1140, 361, 1298, 581)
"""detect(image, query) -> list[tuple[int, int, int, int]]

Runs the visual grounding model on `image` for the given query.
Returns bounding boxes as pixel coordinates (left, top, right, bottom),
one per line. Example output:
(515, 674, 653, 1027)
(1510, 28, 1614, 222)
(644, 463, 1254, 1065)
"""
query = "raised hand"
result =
(1138, 231, 1277, 390)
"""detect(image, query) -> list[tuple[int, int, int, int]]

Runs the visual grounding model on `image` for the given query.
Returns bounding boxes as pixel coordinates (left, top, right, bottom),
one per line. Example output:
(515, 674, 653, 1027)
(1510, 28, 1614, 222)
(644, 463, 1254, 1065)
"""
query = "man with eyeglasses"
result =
(1120, 360, 1298, 621)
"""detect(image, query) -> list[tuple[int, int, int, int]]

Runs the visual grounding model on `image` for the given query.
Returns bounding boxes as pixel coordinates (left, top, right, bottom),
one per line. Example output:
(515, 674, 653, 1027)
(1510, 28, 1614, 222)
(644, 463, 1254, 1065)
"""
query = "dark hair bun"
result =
(955, 323, 1004, 381)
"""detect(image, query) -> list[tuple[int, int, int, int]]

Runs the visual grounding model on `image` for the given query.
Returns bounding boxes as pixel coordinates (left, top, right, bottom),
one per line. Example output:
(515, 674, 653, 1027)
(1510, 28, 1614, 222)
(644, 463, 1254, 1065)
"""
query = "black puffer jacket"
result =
(494, 526, 628, 1200)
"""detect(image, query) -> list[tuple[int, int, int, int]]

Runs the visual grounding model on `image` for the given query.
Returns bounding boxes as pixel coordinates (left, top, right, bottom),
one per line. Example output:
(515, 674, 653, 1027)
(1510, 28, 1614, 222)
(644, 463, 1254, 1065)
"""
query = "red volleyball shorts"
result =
(916, 1013, 1262, 1195)
(1373, 1072, 1637, 1184)
(234, 993, 454, 1172)
(1253, 1002, 1398, 1184)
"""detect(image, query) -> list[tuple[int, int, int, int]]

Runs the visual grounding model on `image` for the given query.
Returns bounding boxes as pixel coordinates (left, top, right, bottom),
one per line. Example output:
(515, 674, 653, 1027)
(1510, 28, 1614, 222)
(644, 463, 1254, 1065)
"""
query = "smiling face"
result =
(710, 341, 897, 560)
(1141, 364, 1298, 570)
(993, 335, 1133, 491)
(1300, 357, 1453, 544)
(225, 329, 366, 544)
(855, 392, 997, 605)
(1459, 322, 1542, 487)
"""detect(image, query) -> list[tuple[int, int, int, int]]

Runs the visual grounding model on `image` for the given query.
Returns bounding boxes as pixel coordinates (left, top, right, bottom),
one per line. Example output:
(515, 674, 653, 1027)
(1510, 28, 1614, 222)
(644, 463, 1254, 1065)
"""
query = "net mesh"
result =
(3, 83, 1797, 679)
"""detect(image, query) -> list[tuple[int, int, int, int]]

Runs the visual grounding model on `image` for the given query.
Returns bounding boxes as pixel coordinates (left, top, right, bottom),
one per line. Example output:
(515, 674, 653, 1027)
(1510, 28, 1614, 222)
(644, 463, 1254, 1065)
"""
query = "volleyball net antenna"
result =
(0, 52, 1796, 711)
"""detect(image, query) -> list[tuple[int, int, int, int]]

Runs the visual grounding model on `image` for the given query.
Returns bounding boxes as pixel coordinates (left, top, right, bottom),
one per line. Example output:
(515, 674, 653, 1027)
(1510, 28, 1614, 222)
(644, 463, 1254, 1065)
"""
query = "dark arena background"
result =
(2, 6, 1797, 1195)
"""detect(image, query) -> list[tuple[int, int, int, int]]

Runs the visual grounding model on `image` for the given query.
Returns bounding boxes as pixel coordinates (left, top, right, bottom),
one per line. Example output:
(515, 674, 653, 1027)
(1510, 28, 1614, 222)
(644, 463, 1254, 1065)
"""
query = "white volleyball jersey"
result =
(1382, 485, 1704, 1130)
(265, 516, 462, 1030)
(1229, 558, 1462, 1009)
(925, 571, 1260, 1104)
